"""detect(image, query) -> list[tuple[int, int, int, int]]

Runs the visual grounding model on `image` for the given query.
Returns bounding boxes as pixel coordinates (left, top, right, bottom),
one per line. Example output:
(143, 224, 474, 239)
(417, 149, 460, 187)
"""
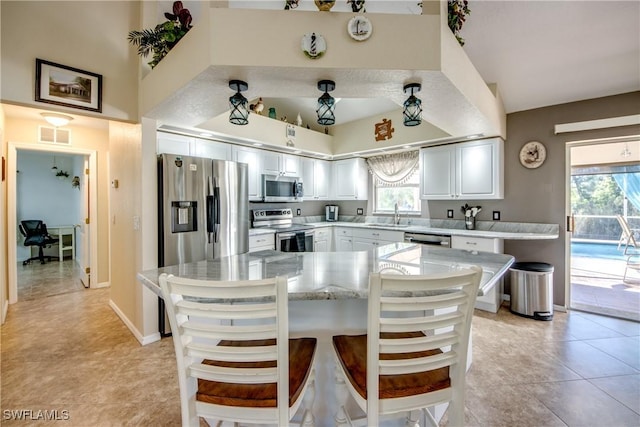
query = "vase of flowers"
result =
(461, 203, 481, 230)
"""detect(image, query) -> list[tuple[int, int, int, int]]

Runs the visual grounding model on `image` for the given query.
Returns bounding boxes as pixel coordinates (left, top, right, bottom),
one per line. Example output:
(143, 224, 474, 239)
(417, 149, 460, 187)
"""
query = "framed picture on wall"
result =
(35, 59, 102, 113)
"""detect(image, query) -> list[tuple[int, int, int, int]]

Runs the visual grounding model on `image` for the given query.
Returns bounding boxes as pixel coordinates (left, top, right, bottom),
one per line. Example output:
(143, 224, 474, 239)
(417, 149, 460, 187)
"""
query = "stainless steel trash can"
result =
(510, 262, 554, 320)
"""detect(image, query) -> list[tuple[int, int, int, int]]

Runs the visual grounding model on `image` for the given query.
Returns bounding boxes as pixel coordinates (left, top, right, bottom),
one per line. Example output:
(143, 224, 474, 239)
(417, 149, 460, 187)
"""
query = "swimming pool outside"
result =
(571, 241, 629, 261)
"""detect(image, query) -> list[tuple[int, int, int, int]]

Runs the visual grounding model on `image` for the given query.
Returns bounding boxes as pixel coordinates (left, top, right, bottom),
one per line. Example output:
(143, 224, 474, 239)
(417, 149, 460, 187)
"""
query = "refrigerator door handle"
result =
(206, 176, 214, 244)
(213, 177, 220, 243)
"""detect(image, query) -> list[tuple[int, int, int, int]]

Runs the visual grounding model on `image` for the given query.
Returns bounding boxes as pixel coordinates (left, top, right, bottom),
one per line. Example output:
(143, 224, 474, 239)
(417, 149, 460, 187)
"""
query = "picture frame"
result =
(35, 59, 102, 113)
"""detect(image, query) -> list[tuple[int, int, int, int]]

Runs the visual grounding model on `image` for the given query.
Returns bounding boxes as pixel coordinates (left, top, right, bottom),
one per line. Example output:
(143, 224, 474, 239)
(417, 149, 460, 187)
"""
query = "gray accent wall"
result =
(429, 91, 640, 306)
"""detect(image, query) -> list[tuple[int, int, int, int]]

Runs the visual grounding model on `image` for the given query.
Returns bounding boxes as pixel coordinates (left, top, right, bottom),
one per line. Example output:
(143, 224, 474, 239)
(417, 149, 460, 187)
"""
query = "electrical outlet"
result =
(447, 209, 454, 218)
(296, 208, 301, 216)
(357, 208, 364, 215)
(493, 211, 501, 221)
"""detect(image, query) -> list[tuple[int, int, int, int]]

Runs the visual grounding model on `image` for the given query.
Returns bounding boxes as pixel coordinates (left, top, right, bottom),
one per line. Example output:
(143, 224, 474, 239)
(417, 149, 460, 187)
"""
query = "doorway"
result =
(7, 142, 98, 304)
(568, 137, 640, 321)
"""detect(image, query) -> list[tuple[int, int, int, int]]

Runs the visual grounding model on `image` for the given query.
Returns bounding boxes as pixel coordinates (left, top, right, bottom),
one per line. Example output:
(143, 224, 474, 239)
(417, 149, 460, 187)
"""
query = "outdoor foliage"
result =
(571, 174, 640, 240)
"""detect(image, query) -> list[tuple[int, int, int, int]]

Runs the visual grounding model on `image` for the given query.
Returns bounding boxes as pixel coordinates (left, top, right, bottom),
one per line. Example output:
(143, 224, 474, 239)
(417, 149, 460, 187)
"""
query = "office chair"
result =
(19, 220, 59, 265)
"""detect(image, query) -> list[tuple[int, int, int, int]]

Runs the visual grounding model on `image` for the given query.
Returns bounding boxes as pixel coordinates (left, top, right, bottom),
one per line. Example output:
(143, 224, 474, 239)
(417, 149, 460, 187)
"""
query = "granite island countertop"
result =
(138, 242, 515, 300)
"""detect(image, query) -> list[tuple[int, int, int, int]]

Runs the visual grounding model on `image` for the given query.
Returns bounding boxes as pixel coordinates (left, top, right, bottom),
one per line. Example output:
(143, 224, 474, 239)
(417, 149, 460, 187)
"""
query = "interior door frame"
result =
(7, 142, 98, 304)
(565, 135, 640, 310)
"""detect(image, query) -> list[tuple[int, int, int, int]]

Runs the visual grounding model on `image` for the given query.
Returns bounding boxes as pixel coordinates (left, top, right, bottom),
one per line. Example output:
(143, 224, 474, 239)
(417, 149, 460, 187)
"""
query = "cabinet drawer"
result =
(335, 227, 353, 237)
(314, 227, 331, 239)
(352, 228, 404, 242)
(249, 234, 274, 252)
(451, 235, 502, 253)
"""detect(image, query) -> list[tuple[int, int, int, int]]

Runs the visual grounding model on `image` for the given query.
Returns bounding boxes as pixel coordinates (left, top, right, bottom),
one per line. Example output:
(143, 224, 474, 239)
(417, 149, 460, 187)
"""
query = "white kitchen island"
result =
(138, 243, 514, 426)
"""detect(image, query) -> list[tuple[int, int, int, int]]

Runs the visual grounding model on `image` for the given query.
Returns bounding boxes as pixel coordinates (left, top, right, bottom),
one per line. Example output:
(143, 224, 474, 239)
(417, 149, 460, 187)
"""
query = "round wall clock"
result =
(519, 141, 547, 169)
(347, 15, 372, 41)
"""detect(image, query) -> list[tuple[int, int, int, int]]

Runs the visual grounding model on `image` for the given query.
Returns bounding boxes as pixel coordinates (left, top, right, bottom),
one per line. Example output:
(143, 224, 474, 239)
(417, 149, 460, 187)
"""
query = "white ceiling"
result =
(3, 1, 638, 130)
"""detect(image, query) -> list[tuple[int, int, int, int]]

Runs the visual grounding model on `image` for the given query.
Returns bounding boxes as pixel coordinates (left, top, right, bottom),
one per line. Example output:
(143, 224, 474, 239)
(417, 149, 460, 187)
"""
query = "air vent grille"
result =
(39, 126, 71, 145)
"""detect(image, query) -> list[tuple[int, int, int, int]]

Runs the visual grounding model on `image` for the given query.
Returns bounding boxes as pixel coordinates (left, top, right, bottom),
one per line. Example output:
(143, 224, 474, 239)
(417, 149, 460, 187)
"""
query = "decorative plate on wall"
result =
(301, 33, 326, 59)
(347, 15, 372, 41)
(519, 140, 547, 169)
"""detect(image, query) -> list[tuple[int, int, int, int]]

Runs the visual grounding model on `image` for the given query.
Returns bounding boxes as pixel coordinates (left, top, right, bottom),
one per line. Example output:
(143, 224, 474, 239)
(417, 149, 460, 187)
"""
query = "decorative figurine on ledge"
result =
(348, 0, 366, 13)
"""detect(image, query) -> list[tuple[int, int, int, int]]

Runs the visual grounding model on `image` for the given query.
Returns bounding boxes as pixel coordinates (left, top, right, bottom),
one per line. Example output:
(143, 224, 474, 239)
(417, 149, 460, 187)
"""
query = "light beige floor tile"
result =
(544, 340, 639, 378)
(589, 374, 640, 414)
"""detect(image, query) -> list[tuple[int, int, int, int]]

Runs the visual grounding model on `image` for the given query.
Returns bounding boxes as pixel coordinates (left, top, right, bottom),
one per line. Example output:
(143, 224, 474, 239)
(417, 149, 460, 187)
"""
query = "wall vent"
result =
(39, 126, 71, 145)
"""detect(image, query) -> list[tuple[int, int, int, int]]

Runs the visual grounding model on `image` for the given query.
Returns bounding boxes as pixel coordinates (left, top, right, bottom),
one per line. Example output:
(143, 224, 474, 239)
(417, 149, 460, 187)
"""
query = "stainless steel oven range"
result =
(252, 208, 314, 252)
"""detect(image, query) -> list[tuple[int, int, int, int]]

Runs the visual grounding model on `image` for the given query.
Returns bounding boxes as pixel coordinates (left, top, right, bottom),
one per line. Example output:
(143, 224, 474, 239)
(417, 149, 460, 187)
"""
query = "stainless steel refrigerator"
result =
(157, 153, 249, 334)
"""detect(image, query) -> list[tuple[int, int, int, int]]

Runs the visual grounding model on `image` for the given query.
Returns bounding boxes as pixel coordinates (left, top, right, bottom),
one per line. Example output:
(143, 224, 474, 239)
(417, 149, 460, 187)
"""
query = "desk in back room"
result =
(46, 225, 76, 261)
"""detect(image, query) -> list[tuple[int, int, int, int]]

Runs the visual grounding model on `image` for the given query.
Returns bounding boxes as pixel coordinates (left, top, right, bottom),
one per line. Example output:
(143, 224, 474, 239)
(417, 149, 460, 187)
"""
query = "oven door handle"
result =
(278, 231, 314, 239)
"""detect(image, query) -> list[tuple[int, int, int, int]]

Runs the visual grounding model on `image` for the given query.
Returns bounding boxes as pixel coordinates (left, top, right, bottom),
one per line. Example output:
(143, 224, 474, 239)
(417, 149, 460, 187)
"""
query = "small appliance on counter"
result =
(325, 205, 339, 222)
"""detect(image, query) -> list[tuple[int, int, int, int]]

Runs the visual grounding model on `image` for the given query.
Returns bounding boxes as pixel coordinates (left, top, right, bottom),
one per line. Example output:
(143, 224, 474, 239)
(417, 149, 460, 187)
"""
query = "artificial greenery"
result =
(447, 0, 470, 46)
(128, 1, 193, 69)
(418, 0, 471, 46)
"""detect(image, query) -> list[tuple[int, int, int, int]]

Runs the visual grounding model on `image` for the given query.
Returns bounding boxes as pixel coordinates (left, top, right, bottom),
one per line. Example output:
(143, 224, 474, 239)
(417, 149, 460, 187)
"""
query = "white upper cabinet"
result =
(333, 158, 369, 200)
(157, 133, 193, 156)
(193, 138, 232, 160)
(420, 138, 504, 200)
(261, 152, 300, 177)
(157, 133, 231, 161)
(232, 146, 262, 201)
(302, 158, 330, 200)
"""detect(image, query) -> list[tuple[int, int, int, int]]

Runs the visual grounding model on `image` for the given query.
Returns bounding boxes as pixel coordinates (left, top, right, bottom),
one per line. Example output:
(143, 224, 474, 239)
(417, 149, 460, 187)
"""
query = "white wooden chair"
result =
(616, 214, 639, 254)
(159, 273, 317, 426)
(332, 266, 482, 427)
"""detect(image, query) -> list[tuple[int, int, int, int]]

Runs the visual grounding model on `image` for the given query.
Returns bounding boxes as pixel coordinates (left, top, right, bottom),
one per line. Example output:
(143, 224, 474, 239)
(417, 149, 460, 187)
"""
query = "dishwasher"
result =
(404, 232, 451, 247)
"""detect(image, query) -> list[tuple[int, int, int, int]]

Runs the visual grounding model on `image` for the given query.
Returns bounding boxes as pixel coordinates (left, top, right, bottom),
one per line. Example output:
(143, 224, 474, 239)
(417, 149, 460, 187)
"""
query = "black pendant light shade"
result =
(229, 80, 249, 125)
(316, 80, 336, 126)
(403, 83, 422, 127)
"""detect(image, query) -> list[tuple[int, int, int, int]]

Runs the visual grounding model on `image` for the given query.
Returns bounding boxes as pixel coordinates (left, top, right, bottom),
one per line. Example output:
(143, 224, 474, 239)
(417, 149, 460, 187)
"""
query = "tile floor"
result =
(1, 261, 639, 426)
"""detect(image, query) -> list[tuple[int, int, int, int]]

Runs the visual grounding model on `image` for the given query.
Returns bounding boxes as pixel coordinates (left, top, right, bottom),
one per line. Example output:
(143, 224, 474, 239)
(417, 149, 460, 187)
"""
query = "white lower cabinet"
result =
(313, 227, 332, 252)
(451, 235, 504, 313)
(249, 233, 275, 253)
(352, 228, 404, 250)
(334, 227, 354, 251)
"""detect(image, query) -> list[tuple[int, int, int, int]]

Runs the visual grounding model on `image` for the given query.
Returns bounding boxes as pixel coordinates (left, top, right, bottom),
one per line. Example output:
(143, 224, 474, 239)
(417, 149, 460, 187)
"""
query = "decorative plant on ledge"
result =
(418, 0, 471, 46)
(128, 1, 193, 69)
(56, 170, 70, 180)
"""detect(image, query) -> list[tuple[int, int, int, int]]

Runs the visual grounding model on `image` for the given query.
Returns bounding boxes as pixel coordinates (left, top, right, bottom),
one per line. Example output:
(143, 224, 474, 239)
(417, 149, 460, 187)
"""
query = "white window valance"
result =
(366, 150, 419, 186)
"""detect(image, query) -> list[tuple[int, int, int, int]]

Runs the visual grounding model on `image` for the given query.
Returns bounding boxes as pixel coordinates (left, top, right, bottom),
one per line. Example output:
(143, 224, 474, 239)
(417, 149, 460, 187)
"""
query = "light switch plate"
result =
(447, 209, 454, 218)
(493, 211, 501, 221)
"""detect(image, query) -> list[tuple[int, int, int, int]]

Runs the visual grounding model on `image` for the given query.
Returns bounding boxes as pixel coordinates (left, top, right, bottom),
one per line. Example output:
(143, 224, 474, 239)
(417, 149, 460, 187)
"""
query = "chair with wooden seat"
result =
(159, 274, 317, 427)
(332, 266, 482, 427)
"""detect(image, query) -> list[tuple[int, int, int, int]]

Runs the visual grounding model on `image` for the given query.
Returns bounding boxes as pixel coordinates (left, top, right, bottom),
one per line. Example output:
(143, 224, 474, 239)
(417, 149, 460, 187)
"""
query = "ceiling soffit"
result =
(140, 7, 504, 155)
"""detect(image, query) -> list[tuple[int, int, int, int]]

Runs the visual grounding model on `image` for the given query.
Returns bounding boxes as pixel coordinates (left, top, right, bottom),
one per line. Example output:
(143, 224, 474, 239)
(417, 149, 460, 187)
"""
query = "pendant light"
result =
(51, 156, 58, 174)
(402, 83, 422, 127)
(228, 80, 249, 125)
(316, 80, 336, 126)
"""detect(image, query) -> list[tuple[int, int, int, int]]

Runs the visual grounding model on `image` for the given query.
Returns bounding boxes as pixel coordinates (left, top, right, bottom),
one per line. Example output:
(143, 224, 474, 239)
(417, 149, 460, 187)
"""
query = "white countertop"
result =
(138, 242, 515, 299)
(250, 218, 559, 240)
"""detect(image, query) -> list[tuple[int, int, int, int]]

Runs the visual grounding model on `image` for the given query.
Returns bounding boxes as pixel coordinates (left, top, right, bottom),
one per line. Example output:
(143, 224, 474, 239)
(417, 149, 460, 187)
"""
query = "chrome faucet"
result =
(394, 202, 400, 225)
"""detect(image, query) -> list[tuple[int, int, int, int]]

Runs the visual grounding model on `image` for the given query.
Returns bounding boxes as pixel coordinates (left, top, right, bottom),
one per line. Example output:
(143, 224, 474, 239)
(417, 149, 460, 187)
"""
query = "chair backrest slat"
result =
(160, 273, 291, 425)
(366, 266, 482, 422)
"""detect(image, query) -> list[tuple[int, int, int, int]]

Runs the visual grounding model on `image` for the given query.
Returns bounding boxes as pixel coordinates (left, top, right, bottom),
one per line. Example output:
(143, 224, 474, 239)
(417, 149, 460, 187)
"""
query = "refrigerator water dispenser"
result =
(171, 201, 197, 233)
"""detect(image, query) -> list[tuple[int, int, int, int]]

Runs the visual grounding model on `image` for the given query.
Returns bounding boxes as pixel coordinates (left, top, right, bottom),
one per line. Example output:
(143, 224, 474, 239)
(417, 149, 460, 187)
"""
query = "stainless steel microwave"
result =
(262, 174, 304, 202)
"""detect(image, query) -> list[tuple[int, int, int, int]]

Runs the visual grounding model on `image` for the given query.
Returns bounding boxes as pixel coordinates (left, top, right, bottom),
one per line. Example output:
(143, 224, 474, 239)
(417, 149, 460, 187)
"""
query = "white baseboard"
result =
(108, 299, 161, 345)
(553, 304, 567, 313)
(93, 281, 110, 289)
(2, 299, 8, 324)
